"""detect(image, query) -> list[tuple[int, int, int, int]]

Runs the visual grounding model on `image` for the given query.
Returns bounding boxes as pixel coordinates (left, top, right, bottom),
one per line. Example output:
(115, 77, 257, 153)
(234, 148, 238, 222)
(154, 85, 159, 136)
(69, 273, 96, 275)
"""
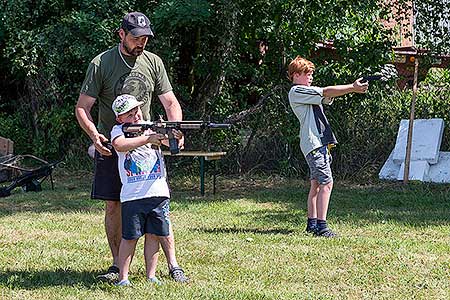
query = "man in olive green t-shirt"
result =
(75, 12, 188, 283)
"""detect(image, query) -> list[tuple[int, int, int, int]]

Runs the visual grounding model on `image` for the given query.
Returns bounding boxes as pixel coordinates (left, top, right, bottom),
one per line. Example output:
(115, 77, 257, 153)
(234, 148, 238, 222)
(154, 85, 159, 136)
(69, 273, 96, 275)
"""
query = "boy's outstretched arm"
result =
(323, 78, 368, 98)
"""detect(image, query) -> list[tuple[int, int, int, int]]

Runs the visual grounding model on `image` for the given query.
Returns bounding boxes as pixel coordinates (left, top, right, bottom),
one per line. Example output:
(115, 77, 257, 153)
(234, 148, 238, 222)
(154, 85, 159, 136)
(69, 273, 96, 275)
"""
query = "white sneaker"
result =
(114, 279, 131, 287)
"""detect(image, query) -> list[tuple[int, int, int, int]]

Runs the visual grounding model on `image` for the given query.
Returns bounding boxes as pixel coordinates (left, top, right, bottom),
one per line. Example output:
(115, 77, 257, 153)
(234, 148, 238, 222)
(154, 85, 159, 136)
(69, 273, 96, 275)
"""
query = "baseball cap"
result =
(112, 94, 144, 117)
(121, 12, 154, 37)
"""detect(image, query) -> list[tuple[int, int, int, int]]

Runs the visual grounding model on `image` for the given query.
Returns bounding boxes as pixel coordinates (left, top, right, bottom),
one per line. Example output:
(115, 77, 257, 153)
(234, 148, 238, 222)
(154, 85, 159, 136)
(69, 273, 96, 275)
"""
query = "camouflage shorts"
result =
(305, 145, 333, 184)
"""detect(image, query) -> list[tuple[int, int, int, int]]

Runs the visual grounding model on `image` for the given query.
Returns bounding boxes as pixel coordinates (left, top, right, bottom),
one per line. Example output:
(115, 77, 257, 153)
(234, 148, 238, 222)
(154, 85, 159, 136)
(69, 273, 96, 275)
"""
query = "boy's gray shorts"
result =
(305, 145, 333, 184)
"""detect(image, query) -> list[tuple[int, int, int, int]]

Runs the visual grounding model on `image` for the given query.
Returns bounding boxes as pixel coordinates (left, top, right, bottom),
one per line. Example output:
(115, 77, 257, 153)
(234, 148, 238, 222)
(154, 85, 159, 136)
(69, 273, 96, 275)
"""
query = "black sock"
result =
(307, 218, 317, 229)
(316, 219, 328, 231)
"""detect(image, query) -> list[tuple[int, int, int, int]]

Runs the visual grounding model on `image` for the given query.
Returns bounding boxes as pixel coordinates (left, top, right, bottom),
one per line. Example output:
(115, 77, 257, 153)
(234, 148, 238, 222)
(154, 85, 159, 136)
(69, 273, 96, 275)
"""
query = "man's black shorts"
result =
(121, 197, 171, 240)
(91, 145, 122, 201)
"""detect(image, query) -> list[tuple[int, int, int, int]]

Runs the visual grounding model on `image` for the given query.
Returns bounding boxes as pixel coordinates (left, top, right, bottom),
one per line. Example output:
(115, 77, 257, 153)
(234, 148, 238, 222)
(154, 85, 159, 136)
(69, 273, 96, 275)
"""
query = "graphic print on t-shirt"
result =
(124, 150, 162, 183)
(114, 71, 150, 105)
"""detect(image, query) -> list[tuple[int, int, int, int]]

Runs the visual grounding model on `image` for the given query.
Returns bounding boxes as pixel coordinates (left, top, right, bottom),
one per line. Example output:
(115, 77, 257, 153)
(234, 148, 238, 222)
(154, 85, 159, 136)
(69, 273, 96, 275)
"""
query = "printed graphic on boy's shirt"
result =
(124, 151, 163, 183)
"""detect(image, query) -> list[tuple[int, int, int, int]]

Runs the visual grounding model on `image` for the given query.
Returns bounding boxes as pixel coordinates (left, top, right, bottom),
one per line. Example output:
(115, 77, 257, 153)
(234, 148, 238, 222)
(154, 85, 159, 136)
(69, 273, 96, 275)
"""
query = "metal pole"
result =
(403, 56, 419, 184)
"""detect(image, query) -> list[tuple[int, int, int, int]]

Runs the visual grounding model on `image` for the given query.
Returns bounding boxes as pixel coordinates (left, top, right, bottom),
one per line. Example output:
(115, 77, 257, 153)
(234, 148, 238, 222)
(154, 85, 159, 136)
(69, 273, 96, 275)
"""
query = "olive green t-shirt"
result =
(80, 45, 172, 138)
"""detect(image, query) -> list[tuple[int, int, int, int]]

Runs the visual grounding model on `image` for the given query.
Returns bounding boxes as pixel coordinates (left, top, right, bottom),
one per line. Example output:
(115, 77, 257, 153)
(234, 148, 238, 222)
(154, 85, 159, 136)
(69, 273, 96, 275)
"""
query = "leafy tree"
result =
(0, 0, 447, 178)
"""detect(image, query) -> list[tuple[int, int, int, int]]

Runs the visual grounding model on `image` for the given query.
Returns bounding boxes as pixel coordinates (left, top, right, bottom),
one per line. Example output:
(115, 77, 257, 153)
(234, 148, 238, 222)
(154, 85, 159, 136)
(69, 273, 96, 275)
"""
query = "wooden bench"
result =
(162, 151, 227, 196)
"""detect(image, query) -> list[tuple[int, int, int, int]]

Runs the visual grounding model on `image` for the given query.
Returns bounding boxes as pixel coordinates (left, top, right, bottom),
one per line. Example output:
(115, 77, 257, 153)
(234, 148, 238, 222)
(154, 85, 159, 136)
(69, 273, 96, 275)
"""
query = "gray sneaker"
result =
(314, 227, 338, 238)
(148, 277, 163, 286)
(169, 267, 189, 283)
(97, 266, 119, 283)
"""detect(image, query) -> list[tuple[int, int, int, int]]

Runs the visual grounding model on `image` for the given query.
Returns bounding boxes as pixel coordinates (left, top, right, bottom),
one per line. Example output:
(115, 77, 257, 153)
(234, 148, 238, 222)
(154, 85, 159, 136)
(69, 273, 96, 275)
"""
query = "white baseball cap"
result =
(112, 94, 144, 117)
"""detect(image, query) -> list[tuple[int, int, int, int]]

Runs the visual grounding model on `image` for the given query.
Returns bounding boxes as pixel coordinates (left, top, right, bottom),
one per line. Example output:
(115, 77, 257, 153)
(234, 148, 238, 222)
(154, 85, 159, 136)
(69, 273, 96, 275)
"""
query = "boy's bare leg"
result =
(307, 180, 320, 218)
(118, 238, 138, 282)
(317, 181, 333, 220)
(314, 181, 337, 237)
(159, 224, 178, 270)
(159, 224, 189, 282)
(144, 234, 160, 279)
(105, 200, 122, 266)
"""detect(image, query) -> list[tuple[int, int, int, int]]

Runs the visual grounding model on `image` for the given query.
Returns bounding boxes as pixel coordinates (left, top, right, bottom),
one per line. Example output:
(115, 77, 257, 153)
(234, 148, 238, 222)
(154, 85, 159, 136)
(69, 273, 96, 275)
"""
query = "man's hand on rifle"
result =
(177, 130, 185, 151)
(157, 116, 184, 151)
(161, 129, 184, 150)
(143, 128, 183, 149)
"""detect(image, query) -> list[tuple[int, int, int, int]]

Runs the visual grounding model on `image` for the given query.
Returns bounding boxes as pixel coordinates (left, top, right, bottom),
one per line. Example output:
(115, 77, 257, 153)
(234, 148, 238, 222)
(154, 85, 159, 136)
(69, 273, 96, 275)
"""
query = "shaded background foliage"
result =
(0, 0, 449, 180)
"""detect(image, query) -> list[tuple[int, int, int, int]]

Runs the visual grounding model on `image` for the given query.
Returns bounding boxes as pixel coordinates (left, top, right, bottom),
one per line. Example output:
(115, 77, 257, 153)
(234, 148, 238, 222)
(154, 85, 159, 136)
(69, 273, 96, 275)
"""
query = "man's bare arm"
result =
(158, 91, 184, 148)
(75, 93, 111, 156)
(158, 91, 183, 121)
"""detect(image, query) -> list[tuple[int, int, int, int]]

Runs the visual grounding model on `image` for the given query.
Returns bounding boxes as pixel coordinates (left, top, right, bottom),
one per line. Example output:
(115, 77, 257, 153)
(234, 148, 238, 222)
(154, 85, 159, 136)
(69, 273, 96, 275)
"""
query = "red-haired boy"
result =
(288, 56, 368, 237)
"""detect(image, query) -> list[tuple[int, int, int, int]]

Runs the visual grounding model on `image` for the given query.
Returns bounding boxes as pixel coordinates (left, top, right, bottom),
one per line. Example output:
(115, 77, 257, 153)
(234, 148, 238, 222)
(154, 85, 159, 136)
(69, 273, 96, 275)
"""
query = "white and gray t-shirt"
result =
(288, 85, 337, 157)
(111, 123, 170, 203)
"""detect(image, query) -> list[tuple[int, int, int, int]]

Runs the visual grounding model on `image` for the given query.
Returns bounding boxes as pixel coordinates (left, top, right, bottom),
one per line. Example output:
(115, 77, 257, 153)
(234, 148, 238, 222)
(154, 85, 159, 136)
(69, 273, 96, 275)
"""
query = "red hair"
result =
(288, 56, 315, 81)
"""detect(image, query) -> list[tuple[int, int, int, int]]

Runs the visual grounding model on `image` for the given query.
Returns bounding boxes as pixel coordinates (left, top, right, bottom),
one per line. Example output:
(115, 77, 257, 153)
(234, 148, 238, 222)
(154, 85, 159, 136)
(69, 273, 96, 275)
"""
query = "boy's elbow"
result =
(113, 143, 128, 153)
(113, 145, 125, 152)
(111, 138, 126, 152)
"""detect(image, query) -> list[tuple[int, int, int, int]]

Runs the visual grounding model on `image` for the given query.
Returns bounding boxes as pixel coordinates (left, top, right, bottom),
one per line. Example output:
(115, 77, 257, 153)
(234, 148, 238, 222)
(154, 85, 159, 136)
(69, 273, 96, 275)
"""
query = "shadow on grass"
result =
(1, 174, 449, 228)
(230, 182, 450, 228)
(0, 170, 102, 217)
(0, 269, 102, 289)
(0, 189, 103, 218)
(173, 179, 450, 228)
(194, 226, 294, 235)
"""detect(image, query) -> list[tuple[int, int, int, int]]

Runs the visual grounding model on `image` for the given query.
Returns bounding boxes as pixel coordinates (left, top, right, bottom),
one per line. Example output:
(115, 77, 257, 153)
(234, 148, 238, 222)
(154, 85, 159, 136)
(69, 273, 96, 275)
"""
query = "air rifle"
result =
(122, 120, 232, 154)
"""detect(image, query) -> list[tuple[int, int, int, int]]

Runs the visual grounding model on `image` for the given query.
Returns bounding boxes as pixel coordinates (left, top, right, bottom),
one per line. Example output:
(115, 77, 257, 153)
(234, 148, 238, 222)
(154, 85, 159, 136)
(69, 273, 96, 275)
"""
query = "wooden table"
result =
(163, 151, 227, 195)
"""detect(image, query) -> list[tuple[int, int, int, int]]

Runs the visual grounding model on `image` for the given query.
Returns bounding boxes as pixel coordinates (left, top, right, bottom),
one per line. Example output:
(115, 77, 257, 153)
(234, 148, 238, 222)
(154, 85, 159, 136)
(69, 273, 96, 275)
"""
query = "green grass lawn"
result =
(0, 172, 449, 300)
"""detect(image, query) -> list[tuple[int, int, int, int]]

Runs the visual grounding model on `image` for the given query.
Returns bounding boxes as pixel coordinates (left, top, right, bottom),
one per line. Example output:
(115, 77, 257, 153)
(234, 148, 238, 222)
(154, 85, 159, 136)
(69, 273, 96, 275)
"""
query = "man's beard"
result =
(122, 41, 144, 57)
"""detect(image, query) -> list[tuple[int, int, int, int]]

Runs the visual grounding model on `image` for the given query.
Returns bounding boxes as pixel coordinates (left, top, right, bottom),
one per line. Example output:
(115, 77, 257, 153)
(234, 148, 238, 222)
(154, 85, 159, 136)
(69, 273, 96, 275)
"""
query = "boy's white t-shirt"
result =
(111, 122, 170, 203)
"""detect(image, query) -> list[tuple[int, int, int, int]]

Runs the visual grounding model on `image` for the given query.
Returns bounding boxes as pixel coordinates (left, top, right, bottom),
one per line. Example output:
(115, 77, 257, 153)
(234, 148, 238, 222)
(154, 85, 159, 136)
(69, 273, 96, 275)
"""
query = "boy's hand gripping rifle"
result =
(122, 121, 232, 154)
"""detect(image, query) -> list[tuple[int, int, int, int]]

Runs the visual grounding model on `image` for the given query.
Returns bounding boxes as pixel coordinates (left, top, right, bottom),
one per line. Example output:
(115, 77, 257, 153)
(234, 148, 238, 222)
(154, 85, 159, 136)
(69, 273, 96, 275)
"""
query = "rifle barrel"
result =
(122, 121, 232, 132)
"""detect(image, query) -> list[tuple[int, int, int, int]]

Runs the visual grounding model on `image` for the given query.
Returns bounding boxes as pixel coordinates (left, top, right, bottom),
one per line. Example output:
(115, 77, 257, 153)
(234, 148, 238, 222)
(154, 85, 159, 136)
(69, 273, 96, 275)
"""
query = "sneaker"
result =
(97, 266, 119, 283)
(169, 267, 189, 283)
(148, 277, 163, 286)
(314, 227, 337, 238)
(305, 225, 317, 234)
(114, 279, 131, 287)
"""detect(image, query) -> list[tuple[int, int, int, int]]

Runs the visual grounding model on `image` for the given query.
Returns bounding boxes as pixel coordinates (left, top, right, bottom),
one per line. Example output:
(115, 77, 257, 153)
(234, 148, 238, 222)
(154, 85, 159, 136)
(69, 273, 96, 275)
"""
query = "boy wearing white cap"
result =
(110, 94, 188, 285)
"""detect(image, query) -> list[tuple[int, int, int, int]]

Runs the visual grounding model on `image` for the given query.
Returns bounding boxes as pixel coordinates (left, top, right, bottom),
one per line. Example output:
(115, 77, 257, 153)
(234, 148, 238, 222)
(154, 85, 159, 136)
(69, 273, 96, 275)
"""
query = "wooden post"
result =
(403, 56, 420, 184)
(200, 156, 205, 196)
